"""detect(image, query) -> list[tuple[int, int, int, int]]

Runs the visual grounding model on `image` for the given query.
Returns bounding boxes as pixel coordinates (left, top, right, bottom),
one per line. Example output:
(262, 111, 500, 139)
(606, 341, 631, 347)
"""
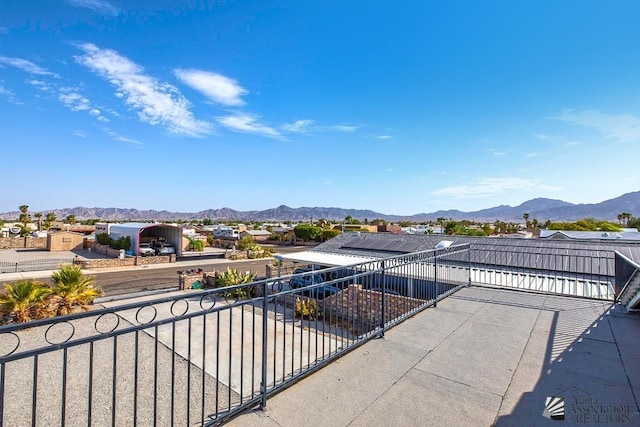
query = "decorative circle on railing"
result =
(224, 292, 239, 305)
(135, 305, 157, 325)
(45, 321, 75, 345)
(270, 280, 284, 293)
(95, 313, 120, 334)
(0, 332, 20, 357)
(199, 293, 217, 311)
(170, 299, 189, 317)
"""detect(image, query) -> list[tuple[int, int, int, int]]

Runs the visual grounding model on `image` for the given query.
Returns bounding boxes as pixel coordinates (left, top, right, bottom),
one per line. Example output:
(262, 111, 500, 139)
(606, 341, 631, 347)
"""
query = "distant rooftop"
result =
(540, 229, 640, 241)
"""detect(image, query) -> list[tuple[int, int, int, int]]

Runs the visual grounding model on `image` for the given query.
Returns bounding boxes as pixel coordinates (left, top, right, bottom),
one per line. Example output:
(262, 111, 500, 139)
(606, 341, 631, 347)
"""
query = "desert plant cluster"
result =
(0, 264, 103, 325)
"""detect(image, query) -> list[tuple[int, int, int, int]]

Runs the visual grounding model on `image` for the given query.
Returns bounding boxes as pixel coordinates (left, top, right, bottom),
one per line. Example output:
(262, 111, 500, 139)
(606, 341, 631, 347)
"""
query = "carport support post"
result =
(260, 279, 268, 409)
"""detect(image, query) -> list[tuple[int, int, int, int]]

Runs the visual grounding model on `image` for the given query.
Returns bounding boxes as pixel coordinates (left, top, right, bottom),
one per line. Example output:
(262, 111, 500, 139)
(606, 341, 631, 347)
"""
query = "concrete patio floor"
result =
(229, 286, 640, 426)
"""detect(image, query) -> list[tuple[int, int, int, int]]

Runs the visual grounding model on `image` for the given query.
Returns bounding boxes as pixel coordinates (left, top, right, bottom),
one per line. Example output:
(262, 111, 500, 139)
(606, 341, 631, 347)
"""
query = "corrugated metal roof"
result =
(108, 223, 180, 231)
(312, 233, 640, 275)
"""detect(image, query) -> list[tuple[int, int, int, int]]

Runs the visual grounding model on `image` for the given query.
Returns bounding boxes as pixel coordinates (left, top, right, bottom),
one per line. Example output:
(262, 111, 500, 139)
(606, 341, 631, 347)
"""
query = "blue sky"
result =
(1, 0, 639, 216)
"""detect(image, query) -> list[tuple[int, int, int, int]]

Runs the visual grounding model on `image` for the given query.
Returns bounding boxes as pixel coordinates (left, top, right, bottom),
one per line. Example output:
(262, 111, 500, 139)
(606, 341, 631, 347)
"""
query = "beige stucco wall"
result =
(47, 232, 85, 251)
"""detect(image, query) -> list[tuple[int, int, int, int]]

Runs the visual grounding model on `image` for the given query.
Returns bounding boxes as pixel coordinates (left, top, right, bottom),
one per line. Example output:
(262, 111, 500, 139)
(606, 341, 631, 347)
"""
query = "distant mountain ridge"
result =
(2, 191, 639, 223)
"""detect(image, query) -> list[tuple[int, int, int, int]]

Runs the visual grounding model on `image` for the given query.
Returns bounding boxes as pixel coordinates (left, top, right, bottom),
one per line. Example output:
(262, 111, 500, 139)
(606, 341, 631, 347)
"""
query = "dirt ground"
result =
(0, 247, 112, 262)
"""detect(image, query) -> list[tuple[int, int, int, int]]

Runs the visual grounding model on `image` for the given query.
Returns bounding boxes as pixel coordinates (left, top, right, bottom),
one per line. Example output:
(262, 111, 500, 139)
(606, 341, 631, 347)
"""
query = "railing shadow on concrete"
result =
(491, 296, 640, 426)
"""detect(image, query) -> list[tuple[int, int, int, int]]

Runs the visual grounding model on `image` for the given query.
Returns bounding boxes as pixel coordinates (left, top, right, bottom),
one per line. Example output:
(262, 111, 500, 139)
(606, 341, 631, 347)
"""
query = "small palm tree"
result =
(0, 280, 52, 323)
(50, 264, 102, 315)
(34, 212, 43, 231)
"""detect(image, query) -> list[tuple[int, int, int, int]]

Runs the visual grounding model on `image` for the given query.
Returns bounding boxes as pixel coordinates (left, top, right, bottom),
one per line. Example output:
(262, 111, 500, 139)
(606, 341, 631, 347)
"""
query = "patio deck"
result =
(230, 286, 640, 426)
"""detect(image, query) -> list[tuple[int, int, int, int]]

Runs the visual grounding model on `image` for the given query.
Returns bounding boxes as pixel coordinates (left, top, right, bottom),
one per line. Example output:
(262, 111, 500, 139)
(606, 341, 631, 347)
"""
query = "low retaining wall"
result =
(265, 262, 298, 278)
(91, 242, 122, 258)
(225, 249, 272, 260)
(0, 237, 47, 249)
(77, 254, 176, 269)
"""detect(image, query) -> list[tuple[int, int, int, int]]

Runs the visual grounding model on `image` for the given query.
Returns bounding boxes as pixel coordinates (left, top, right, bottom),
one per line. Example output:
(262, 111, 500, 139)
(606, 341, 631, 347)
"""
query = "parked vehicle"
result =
(213, 228, 240, 240)
(156, 244, 175, 255)
(139, 243, 155, 257)
(289, 272, 339, 299)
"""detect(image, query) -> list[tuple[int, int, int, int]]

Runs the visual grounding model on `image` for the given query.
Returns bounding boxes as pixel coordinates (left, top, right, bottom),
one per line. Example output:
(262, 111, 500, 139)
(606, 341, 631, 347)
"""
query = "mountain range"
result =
(2, 191, 639, 223)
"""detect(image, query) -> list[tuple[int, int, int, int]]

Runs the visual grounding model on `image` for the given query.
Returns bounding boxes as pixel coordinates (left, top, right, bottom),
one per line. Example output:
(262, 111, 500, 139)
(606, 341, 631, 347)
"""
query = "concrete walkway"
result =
(229, 286, 640, 426)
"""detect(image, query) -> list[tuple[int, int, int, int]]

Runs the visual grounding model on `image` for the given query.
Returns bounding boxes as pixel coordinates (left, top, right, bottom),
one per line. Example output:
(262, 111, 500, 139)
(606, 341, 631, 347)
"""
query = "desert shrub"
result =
(295, 297, 320, 319)
(189, 238, 205, 251)
(238, 235, 260, 250)
(0, 266, 102, 325)
(215, 268, 256, 299)
(96, 233, 111, 245)
(322, 229, 341, 240)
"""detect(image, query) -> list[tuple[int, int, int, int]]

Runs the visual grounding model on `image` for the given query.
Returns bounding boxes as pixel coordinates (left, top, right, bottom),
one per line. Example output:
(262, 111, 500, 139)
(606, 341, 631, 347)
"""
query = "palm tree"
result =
(65, 214, 77, 225)
(44, 212, 57, 230)
(0, 280, 51, 323)
(437, 217, 446, 234)
(18, 204, 30, 227)
(34, 212, 43, 232)
(50, 264, 102, 316)
(523, 213, 530, 229)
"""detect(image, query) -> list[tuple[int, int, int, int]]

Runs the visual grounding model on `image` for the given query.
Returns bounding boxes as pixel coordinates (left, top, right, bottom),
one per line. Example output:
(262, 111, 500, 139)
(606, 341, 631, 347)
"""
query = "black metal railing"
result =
(0, 258, 75, 273)
(467, 243, 616, 300)
(0, 245, 470, 426)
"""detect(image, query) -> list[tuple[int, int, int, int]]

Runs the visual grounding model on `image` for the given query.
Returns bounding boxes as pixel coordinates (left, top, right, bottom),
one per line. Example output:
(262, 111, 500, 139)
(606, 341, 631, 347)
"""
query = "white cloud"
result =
(374, 135, 393, 139)
(536, 133, 552, 141)
(65, 0, 119, 15)
(554, 109, 640, 142)
(526, 152, 540, 157)
(489, 149, 506, 157)
(0, 56, 56, 76)
(0, 27, 8, 34)
(282, 119, 315, 133)
(432, 177, 561, 199)
(58, 90, 109, 122)
(28, 80, 54, 92)
(329, 125, 358, 132)
(175, 69, 247, 106)
(0, 84, 12, 96)
(102, 127, 143, 145)
(216, 113, 281, 138)
(73, 130, 86, 138)
(75, 43, 210, 136)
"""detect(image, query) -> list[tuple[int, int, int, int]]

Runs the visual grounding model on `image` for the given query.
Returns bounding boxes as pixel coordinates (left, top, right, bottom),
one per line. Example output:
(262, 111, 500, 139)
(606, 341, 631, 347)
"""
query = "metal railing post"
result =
(260, 280, 268, 409)
(468, 244, 472, 287)
(380, 260, 386, 337)
(434, 250, 438, 307)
